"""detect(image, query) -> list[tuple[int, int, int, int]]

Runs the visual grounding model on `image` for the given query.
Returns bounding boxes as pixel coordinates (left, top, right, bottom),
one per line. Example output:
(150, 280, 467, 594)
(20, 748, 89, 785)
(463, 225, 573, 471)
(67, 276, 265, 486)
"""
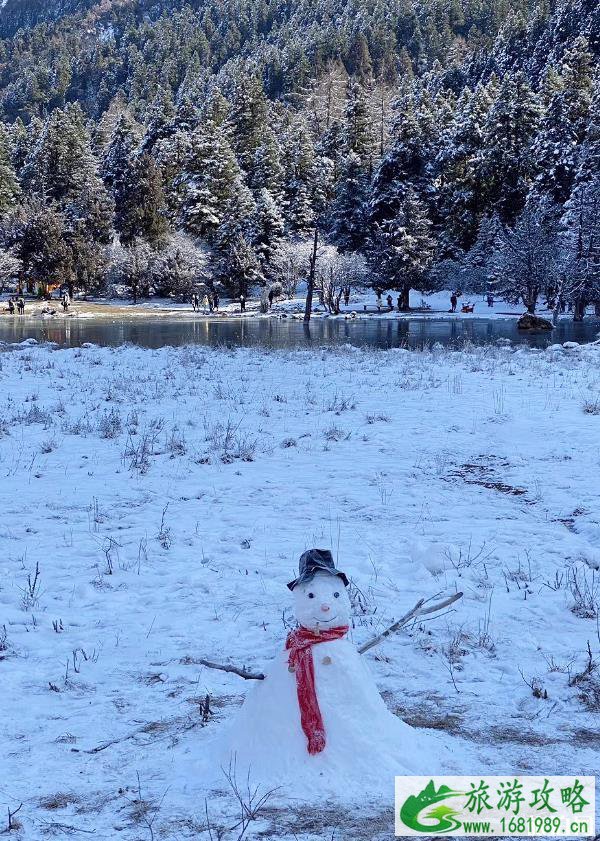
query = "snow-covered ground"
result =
(2, 339, 600, 839)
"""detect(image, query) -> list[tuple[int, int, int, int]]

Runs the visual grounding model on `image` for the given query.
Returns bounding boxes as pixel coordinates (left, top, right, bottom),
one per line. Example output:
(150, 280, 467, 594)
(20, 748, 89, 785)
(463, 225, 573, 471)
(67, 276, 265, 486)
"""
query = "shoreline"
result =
(1, 297, 595, 324)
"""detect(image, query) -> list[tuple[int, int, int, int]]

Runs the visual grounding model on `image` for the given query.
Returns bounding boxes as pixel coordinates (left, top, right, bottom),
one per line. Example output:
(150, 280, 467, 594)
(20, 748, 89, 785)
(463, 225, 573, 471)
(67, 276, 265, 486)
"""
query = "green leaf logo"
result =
(400, 780, 465, 833)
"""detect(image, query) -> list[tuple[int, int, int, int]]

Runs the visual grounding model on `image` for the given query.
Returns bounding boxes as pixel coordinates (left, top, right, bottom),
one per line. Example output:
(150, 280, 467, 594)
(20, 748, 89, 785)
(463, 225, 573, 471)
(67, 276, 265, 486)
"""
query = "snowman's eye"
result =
(333, 592, 340, 598)
(307, 592, 315, 599)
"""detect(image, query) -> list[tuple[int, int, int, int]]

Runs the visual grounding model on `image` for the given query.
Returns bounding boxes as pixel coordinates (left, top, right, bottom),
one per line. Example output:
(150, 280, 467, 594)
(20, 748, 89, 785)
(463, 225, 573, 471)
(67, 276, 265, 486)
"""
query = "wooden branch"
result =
(85, 714, 205, 753)
(192, 592, 463, 681)
(190, 657, 265, 681)
(358, 591, 463, 655)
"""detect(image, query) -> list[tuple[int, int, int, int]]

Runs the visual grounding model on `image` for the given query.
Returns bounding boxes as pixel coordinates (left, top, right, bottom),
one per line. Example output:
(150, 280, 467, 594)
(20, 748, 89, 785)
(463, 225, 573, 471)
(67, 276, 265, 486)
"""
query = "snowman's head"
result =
(292, 571, 351, 631)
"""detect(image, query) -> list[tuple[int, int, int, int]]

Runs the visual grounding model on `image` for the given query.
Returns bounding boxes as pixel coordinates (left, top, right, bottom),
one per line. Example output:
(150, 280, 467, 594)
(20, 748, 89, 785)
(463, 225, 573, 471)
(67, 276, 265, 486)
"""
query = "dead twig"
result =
(358, 592, 463, 655)
(7, 803, 23, 832)
(193, 592, 463, 680)
(85, 714, 204, 754)
(188, 657, 265, 681)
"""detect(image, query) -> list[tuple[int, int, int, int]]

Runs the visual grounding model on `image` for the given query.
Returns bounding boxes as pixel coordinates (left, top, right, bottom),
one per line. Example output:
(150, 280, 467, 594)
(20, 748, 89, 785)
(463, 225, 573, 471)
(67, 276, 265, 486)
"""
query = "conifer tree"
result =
(477, 72, 542, 224)
(438, 83, 493, 251)
(343, 79, 374, 167)
(329, 152, 369, 252)
(368, 188, 436, 309)
(178, 121, 243, 239)
(252, 188, 284, 266)
(216, 233, 262, 297)
(280, 118, 317, 232)
(531, 37, 593, 203)
(229, 75, 269, 180)
(0, 124, 20, 214)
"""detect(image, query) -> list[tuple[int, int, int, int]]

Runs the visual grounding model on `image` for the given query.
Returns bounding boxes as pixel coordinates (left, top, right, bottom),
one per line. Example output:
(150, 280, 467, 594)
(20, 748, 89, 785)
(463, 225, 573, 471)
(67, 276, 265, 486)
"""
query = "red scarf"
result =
(285, 625, 349, 755)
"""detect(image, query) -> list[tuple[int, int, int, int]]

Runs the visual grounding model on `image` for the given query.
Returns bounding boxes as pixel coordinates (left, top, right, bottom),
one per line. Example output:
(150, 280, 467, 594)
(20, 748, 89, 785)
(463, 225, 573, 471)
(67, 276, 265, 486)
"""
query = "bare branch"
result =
(358, 592, 463, 655)
(191, 592, 463, 680)
(187, 657, 265, 681)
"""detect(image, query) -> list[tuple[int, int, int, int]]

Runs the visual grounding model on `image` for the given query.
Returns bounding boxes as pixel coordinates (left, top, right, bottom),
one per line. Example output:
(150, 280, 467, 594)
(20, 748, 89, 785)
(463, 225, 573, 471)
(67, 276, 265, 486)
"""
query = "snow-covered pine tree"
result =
(251, 187, 285, 266)
(368, 94, 430, 230)
(177, 120, 242, 239)
(250, 126, 285, 201)
(101, 114, 140, 245)
(492, 196, 561, 314)
(343, 79, 375, 168)
(559, 93, 600, 320)
(0, 124, 20, 214)
(17, 202, 72, 292)
(23, 103, 100, 204)
(368, 187, 437, 310)
(437, 82, 494, 252)
(280, 118, 317, 232)
(476, 72, 542, 224)
(142, 87, 176, 153)
(329, 151, 369, 253)
(531, 37, 594, 203)
(228, 74, 269, 182)
(215, 233, 263, 297)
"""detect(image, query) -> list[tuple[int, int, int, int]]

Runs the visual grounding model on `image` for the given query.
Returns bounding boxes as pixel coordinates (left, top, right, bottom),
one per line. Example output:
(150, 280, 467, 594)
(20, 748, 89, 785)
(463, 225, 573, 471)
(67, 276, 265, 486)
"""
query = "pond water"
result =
(0, 314, 598, 350)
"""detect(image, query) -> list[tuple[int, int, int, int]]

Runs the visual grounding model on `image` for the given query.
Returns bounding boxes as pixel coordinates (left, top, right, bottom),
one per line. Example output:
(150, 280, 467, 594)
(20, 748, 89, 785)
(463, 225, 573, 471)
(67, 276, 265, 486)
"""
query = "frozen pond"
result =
(0, 313, 599, 349)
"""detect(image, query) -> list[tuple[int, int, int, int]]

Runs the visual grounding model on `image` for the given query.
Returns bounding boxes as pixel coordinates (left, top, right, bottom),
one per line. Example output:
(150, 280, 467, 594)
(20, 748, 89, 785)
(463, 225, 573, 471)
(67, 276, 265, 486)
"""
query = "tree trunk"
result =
(595, 302, 600, 317)
(526, 302, 535, 314)
(399, 283, 410, 311)
(304, 228, 318, 323)
(573, 297, 586, 322)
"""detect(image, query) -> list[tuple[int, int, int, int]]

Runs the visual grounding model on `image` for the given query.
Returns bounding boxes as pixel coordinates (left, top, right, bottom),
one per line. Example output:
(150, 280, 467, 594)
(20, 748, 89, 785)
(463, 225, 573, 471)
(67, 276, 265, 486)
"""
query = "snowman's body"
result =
(212, 571, 441, 796)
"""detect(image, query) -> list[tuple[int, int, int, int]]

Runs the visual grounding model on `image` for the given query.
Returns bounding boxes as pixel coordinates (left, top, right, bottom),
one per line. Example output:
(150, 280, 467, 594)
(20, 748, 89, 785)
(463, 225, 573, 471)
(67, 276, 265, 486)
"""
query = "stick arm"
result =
(195, 592, 463, 680)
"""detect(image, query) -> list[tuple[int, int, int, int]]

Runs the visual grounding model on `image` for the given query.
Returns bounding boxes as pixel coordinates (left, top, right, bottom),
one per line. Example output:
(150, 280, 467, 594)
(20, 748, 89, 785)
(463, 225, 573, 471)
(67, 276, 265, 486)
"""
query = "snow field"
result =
(1, 339, 599, 839)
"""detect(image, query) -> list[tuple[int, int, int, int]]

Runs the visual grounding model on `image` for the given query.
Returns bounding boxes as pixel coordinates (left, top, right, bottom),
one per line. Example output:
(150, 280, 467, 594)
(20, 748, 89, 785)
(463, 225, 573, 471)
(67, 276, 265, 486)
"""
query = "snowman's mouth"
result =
(313, 615, 338, 624)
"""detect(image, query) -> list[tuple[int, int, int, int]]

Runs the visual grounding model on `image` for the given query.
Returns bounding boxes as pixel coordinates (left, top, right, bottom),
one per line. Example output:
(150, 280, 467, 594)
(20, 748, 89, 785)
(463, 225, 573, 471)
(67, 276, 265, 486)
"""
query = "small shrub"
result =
(98, 408, 122, 439)
(567, 565, 599, 618)
(0, 624, 10, 655)
(324, 392, 356, 413)
(324, 425, 345, 442)
(21, 405, 53, 427)
(365, 413, 391, 424)
(63, 415, 94, 436)
(41, 436, 57, 453)
(166, 427, 186, 456)
(582, 399, 600, 415)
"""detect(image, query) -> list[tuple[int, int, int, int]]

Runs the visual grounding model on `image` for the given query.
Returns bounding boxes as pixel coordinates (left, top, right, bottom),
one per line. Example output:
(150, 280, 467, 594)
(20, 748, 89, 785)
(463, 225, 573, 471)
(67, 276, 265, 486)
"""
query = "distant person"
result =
(386, 294, 393, 310)
(62, 291, 70, 311)
(343, 287, 350, 306)
(202, 293, 209, 312)
(213, 291, 219, 311)
(192, 293, 199, 312)
(240, 293, 246, 313)
(487, 293, 494, 307)
(268, 289, 274, 308)
(450, 293, 458, 313)
(8, 298, 15, 314)
(17, 296, 25, 315)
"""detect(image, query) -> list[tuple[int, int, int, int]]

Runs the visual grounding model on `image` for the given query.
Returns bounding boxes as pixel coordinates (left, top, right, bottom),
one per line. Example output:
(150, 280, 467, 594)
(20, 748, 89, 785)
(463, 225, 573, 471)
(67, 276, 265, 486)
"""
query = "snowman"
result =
(211, 549, 447, 798)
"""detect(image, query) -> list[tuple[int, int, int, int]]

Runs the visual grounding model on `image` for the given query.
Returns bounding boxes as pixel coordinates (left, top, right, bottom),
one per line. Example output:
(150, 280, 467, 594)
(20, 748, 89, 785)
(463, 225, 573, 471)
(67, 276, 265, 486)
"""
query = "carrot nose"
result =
(321, 604, 330, 612)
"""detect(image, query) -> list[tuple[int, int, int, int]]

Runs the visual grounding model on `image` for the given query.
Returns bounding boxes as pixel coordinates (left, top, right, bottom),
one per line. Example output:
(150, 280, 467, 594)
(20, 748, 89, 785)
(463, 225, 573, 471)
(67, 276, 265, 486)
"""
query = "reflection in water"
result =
(0, 314, 598, 350)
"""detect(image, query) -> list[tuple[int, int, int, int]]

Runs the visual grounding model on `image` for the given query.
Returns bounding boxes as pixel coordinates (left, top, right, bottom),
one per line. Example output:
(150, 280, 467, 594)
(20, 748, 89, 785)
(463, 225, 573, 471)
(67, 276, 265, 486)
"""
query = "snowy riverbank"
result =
(3, 288, 597, 324)
(2, 340, 600, 839)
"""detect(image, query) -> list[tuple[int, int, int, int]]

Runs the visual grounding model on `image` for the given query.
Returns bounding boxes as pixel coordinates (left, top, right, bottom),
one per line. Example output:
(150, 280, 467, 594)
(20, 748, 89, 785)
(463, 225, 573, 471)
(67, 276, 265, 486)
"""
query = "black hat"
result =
(287, 548, 349, 591)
